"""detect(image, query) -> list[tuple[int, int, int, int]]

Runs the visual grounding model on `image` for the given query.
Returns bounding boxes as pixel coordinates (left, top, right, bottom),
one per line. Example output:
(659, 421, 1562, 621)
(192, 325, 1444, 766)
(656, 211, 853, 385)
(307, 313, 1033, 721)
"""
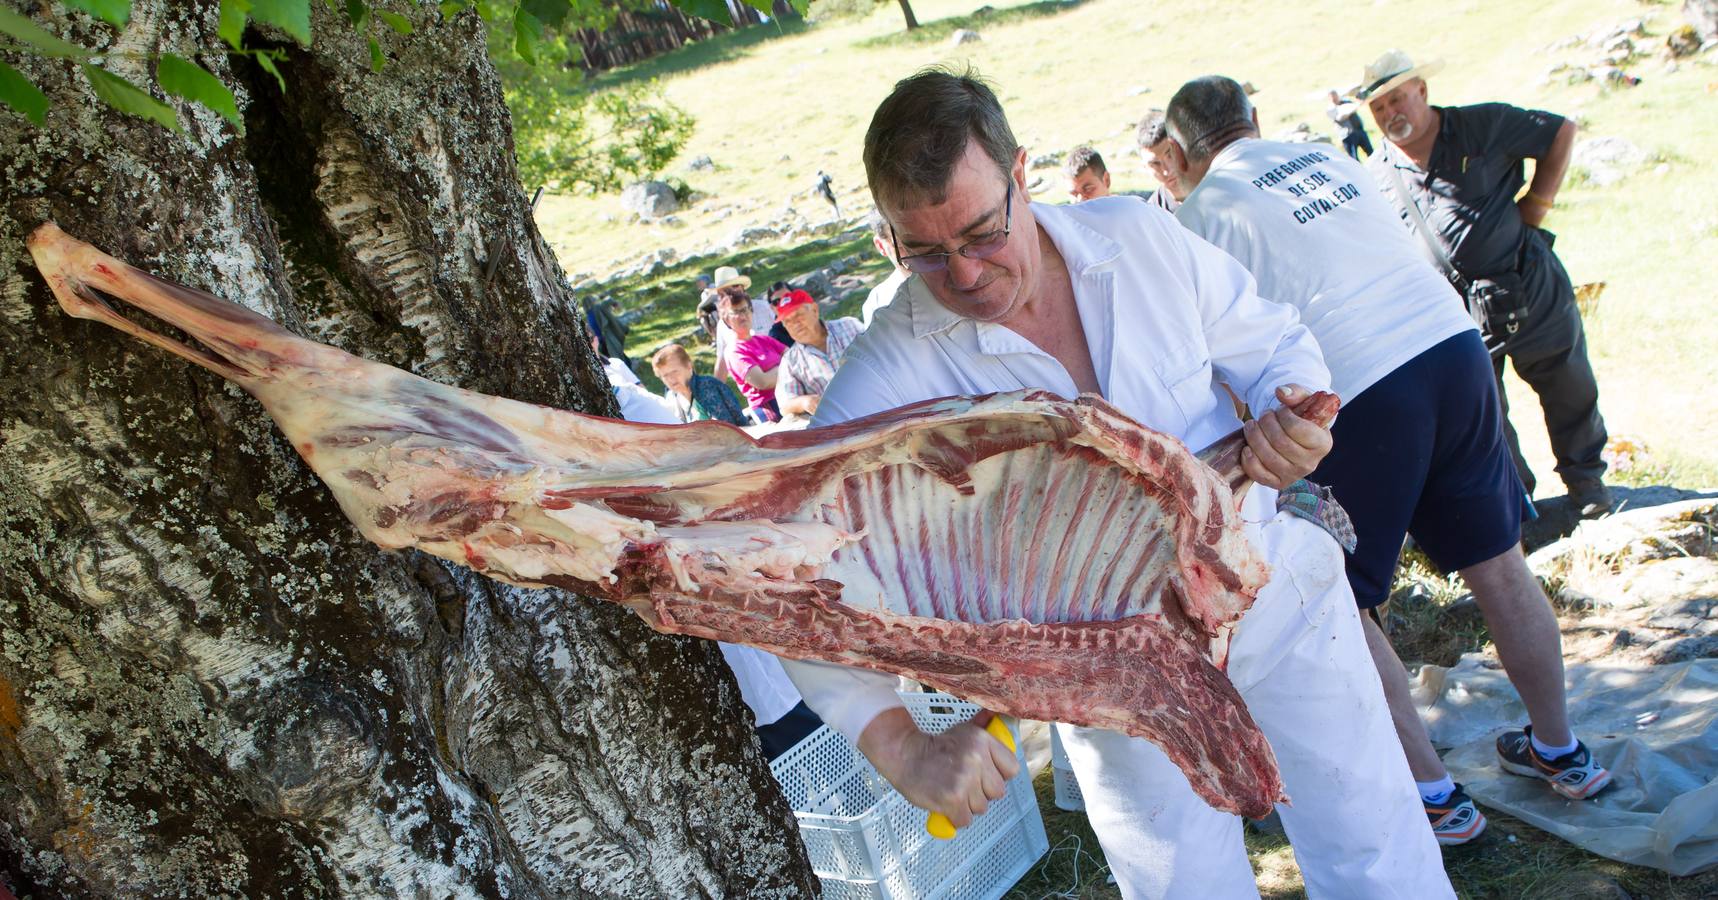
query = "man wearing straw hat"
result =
(1358, 50, 1612, 522)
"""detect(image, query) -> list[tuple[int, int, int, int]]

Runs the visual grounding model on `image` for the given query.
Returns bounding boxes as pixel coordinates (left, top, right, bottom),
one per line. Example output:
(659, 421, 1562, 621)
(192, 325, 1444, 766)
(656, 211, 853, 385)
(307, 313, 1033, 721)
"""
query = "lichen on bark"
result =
(0, 3, 815, 897)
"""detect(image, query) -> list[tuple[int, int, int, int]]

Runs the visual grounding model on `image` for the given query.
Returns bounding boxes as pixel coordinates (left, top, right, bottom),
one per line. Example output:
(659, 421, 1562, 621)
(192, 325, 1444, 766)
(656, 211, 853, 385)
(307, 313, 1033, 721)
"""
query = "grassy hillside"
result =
(537, 0, 1716, 493)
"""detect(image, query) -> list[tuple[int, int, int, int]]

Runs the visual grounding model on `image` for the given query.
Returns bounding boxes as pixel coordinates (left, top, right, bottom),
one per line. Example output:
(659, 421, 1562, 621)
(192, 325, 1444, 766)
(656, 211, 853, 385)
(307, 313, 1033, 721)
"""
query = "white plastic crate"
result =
(769, 692, 1050, 900)
(1048, 727, 1085, 812)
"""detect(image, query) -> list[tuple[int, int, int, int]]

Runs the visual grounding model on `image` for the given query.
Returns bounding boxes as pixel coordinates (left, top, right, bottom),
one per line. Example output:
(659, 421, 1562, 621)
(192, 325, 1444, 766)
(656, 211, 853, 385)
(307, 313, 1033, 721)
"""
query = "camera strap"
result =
(1380, 151, 1472, 294)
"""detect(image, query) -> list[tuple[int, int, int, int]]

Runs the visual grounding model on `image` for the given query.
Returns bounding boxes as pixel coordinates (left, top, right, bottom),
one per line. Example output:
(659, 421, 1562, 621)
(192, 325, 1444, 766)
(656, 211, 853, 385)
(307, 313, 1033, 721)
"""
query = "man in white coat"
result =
(783, 67, 1451, 899)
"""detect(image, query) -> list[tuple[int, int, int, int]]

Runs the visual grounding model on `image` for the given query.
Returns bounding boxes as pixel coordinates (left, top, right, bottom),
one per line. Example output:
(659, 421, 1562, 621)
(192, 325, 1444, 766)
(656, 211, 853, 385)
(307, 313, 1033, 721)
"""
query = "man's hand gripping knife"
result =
(858, 707, 1021, 839)
(1240, 384, 1334, 488)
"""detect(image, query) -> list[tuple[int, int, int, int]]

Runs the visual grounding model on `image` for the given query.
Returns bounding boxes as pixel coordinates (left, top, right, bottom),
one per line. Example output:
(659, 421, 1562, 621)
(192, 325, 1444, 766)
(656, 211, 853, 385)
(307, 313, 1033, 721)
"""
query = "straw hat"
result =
(711, 265, 751, 291)
(1356, 49, 1444, 100)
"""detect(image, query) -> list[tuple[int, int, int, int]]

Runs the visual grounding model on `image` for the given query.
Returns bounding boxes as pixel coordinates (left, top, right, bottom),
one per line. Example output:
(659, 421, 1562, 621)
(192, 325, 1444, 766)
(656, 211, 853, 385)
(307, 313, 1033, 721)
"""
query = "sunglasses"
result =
(890, 181, 1013, 275)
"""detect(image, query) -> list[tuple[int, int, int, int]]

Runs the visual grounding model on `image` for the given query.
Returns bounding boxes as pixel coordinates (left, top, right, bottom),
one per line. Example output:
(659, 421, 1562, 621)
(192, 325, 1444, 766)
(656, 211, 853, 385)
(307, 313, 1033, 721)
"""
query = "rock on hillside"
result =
(622, 180, 679, 219)
(1527, 492, 1718, 665)
(1572, 136, 1649, 187)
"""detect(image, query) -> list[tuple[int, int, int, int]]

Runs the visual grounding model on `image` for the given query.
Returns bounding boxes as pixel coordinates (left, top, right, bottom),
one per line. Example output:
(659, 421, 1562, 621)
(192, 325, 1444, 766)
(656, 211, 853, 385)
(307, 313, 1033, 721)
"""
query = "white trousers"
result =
(1057, 509, 1453, 899)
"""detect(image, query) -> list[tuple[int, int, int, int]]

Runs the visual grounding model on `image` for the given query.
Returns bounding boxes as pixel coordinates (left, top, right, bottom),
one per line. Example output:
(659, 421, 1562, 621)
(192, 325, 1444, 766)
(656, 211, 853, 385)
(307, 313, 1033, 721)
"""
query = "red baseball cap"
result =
(775, 289, 818, 315)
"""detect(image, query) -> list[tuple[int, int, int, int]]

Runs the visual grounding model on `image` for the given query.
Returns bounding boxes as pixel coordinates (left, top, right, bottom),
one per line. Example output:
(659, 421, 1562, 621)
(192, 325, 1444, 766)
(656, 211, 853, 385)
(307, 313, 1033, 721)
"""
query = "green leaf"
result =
(62, 0, 131, 28)
(82, 63, 178, 131)
(250, 0, 311, 45)
(254, 50, 285, 92)
(512, 8, 541, 65)
(157, 53, 242, 130)
(675, 0, 732, 27)
(376, 10, 412, 34)
(217, 0, 251, 49)
(0, 6, 93, 57)
(367, 35, 384, 72)
(521, 0, 568, 29)
(342, 0, 367, 29)
(0, 60, 49, 125)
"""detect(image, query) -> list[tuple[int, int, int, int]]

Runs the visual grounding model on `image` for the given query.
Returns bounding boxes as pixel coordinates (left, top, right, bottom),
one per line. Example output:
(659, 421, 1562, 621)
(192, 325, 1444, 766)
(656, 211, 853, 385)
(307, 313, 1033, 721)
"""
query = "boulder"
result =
(1028, 150, 1064, 169)
(788, 269, 833, 300)
(621, 180, 679, 219)
(726, 224, 779, 250)
(687, 154, 715, 171)
(950, 29, 983, 45)
(1573, 135, 1649, 187)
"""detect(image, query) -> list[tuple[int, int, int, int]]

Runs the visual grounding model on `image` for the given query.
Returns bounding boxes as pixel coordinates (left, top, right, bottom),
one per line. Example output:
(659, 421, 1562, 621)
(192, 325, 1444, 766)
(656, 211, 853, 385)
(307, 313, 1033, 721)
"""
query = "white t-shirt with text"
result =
(1177, 138, 1476, 403)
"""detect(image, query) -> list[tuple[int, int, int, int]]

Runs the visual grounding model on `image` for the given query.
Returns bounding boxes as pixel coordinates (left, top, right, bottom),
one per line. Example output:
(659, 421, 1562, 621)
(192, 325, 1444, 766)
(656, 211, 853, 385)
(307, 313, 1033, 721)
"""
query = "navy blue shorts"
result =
(1310, 331, 1526, 608)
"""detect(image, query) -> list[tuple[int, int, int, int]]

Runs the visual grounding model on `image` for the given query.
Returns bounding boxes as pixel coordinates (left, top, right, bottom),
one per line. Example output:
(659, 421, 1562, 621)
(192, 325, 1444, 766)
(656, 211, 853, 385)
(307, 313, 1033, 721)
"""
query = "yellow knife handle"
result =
(925, 716, 1016, 840)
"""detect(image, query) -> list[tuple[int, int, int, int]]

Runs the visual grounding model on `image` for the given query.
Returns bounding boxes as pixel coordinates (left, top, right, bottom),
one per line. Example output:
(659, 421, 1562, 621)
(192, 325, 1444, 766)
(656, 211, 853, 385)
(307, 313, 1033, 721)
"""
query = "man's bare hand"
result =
(1240, 384, 1333, 489)
(857, 707, 1018, 829)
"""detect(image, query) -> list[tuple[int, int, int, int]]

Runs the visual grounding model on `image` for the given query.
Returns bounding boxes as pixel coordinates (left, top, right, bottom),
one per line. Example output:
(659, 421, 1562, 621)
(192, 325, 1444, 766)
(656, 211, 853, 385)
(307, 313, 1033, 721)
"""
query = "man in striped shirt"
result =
(773, 289, 863, 420)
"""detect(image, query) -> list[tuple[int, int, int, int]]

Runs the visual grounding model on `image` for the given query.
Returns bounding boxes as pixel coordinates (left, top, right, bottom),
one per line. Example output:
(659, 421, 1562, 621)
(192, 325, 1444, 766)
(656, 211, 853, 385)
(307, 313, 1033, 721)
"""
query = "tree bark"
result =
(897, 0, 920, 30)
(0, 3, 815, 897)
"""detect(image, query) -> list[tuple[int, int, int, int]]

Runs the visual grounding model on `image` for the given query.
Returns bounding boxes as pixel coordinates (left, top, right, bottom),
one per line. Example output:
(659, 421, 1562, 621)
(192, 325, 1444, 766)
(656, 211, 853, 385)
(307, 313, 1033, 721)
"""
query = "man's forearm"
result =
(1522, 119, 1578, 227)
(857, 706, 920, 779)
(778, 392, 816, 415)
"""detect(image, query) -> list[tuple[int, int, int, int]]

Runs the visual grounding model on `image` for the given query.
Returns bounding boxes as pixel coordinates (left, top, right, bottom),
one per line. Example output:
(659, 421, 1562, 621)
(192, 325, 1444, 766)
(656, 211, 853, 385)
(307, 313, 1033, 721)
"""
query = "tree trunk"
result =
(0, 3, 816, 897)
(897, 0, 920, 31)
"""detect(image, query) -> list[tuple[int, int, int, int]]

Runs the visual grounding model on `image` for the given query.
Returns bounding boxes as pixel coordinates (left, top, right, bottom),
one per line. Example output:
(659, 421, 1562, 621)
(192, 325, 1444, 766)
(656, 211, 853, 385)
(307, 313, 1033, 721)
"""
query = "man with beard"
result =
(1360, 50, 1612, 518)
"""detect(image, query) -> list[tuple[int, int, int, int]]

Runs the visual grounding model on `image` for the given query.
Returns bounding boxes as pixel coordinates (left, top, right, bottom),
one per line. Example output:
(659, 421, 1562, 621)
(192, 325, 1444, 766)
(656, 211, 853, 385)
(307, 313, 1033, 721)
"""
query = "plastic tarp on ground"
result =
(1414, 655, 1718, 875)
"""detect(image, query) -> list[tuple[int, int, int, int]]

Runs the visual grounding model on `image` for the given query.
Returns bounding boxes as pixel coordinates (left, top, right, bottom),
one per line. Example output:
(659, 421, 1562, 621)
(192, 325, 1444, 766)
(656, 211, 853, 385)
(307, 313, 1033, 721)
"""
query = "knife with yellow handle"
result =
(925, 715, 1016, 840)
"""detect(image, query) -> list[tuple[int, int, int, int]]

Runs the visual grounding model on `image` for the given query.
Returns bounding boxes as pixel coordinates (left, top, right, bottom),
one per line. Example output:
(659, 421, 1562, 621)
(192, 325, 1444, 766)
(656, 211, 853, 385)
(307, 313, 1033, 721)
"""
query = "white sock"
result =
(1417, 776, 1456, 805)
(1531, 731, 1579, 759)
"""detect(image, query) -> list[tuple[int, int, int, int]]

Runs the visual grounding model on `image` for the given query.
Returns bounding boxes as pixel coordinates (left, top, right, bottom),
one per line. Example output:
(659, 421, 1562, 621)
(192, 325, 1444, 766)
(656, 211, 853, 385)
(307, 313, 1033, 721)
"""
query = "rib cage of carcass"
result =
(28, 223, 1338, 819)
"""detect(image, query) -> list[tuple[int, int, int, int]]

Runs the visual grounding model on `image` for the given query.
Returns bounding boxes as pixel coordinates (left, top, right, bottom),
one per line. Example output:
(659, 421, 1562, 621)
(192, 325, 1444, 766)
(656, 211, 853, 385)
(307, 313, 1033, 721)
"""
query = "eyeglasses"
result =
(890, 181, 1013, 275)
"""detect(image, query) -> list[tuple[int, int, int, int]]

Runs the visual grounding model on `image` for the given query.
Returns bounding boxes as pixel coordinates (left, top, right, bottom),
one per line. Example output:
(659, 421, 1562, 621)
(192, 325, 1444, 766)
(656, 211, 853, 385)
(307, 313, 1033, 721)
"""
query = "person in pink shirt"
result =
(717, 285, 787, 421)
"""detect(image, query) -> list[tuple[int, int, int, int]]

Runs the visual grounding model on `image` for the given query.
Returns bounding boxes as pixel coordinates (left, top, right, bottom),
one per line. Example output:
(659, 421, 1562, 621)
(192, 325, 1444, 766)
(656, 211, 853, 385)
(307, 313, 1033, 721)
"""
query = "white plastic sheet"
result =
(1415, 655, 1718, 875)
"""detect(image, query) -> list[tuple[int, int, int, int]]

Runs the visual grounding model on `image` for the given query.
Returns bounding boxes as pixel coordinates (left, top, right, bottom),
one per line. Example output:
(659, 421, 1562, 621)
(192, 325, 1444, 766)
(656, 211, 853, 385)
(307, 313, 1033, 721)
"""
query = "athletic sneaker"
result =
(1496, 726, 1613, 800)
(1425, 784, 1487, 846)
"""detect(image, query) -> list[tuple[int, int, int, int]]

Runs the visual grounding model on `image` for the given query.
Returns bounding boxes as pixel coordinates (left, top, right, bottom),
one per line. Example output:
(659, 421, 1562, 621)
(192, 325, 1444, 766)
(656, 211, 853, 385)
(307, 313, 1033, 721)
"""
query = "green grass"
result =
(591, 15, 810, 90)
(854, 0, 1089, 48)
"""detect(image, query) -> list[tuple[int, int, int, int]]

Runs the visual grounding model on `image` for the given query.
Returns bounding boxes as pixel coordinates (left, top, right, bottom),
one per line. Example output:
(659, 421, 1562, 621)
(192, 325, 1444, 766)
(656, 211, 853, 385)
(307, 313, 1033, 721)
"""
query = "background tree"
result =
(0, 1, 816, 895)
(897, 0, 919, 30)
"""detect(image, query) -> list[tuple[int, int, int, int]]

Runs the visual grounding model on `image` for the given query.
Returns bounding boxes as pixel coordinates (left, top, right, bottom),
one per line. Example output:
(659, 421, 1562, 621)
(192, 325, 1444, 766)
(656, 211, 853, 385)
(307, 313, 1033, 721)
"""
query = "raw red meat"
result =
(28, 223, 1338, 818)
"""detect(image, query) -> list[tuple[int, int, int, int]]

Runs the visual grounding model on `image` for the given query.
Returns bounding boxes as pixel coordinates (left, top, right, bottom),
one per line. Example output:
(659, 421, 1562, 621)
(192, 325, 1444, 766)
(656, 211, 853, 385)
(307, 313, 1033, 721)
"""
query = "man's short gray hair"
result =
(1165, 76, 1257, 163)
(1135, 109, 1169, 148)
(863, 66, 1019, 211)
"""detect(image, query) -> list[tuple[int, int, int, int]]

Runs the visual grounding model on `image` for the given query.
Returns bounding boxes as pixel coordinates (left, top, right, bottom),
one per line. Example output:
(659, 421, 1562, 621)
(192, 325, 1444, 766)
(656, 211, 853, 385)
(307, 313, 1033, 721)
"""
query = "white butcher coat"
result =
(787, 199, 1451, 899)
